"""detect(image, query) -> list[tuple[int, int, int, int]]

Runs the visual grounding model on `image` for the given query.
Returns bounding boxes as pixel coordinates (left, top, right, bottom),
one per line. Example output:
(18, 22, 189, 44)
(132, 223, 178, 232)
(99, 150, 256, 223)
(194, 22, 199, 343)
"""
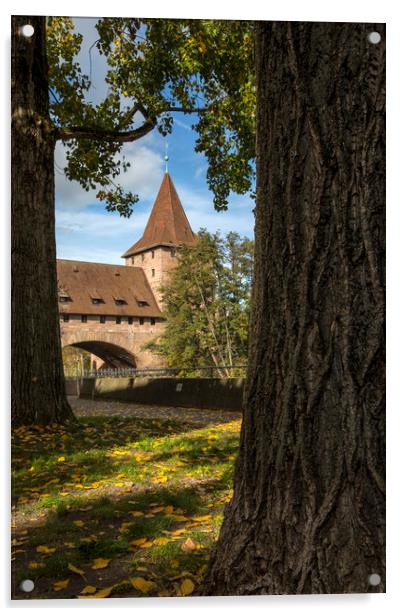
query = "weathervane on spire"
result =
(164, 142, 169, 174)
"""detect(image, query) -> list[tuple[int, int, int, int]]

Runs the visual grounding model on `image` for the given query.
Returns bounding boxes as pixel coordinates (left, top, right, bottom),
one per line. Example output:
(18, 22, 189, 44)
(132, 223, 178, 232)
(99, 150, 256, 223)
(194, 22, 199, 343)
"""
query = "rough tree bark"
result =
(11, 16, 75, 425)
(202, 21, 385, 595)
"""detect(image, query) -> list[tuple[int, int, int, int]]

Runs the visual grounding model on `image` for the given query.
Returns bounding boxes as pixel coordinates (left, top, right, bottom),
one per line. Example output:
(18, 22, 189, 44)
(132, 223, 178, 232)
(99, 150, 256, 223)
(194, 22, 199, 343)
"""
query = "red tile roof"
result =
(122, 173, 197, 258)
(57, 260, 162, 317)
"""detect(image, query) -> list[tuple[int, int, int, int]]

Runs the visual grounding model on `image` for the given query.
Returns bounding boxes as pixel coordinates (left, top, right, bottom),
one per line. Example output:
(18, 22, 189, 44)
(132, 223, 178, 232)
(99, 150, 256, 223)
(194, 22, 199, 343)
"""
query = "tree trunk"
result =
(202, 21, 385, 595)
(11, 16, 75, 425)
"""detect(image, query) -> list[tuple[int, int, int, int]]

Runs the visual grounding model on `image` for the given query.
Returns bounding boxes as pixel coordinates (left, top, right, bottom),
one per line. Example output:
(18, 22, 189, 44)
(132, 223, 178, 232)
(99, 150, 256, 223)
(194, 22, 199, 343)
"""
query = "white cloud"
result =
(176, 182, 255, 238)
(56, 208, 148, 238)
(55, 137, 164, 211)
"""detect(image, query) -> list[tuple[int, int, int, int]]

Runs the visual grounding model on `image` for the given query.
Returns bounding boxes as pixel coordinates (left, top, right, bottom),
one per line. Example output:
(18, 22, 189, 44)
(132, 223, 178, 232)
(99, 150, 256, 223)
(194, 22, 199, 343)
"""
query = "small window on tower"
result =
(151, 317, 156, 326)
(131, 257, 134, 265)
(170, 247, 176, 257)
(139, 317, 144, 325)
(152, 250, 155, 259)
(81, 315, 87, 323)
(152, 269, 155, 277)
(116, 316, 121, 324)
(128, 317, 133, 325)
(63, 314, 69, 322)
(100, 315, 106, 324)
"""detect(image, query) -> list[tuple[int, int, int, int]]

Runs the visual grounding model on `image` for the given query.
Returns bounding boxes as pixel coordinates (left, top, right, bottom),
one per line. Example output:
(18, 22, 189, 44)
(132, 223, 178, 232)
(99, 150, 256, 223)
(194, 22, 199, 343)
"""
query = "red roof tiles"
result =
(56, 260, 162, 317)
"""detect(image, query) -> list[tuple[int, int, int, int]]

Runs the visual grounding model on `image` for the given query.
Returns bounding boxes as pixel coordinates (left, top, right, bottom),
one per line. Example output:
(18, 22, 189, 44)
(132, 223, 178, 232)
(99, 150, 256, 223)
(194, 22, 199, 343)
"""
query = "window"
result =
(151, 269, 155, 277)
(91, 298, 103, 305)
(100, 315, 106, 324)
(139, 317, 144, 325)
(137, 300, 149, 307)
(131, 257, 134, 265)
(116, 316, 121, 324)
(128, 317, 133, 325)
(62, 314, 69, 322)
(59, 296, 70, 303)
(151, 250, 155, 259)
(114, 298, 127, 306)
(81, 315, 87, 323)
(150, 317, 156, 326)
(170, 247, 176, 257)
(141, 253, 145, 262)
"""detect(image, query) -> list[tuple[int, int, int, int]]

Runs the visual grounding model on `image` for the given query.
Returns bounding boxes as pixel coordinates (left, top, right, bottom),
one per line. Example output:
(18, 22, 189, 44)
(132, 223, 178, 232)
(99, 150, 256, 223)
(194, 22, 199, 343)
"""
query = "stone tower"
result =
(121, 172, 197, 308)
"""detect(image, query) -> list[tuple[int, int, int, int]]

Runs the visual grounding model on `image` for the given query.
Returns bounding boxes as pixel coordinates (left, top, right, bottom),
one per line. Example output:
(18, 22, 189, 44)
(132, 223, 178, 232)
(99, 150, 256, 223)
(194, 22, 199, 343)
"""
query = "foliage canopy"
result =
(47, 17, 256, 215)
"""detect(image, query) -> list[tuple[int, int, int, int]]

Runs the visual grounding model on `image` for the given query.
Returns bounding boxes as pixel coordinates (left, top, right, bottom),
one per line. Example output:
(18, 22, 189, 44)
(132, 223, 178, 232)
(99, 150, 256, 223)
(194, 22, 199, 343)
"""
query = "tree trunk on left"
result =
(11, 16, 74, 425)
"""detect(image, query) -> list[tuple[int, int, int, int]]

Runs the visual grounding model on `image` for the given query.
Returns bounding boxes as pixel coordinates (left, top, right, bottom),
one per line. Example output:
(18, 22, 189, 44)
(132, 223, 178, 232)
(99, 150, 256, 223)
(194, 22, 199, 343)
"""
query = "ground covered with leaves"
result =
(11, 410, 241, 599)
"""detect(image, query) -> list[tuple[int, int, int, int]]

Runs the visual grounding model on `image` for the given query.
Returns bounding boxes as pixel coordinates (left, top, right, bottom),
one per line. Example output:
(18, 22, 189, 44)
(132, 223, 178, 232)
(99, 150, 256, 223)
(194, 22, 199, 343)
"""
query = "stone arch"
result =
(62, 330, 137, 368)
(67, 340, 136, 368)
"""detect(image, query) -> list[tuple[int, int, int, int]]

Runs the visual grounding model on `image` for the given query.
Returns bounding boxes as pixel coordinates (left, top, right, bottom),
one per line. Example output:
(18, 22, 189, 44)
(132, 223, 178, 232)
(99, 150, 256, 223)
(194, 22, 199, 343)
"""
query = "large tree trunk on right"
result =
(202, 21, 385, 595)
(11, 16, 74, 425)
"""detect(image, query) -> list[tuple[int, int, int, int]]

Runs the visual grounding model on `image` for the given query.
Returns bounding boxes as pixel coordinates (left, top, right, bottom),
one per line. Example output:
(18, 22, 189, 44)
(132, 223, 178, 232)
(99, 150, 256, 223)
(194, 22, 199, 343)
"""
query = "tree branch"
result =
(165, 105, 209, 113)
(55, 102, 208, 143)
(55, 117, 156, 142)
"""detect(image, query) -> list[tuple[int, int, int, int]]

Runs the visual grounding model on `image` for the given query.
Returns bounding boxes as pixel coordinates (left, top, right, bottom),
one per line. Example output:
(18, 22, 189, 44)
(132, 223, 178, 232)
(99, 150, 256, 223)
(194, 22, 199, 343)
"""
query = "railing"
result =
(72, 365, 247, 379)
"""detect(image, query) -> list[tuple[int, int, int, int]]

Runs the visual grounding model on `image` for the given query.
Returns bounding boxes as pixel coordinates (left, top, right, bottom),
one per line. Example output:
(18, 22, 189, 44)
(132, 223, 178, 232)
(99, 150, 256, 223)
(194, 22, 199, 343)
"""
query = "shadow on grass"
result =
(12, 479, 229, 600)
(12, 414, 240, 599)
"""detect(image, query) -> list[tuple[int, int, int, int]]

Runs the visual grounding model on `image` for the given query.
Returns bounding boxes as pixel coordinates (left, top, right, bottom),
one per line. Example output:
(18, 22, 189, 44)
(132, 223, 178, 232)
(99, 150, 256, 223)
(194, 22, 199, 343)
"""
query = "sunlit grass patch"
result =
(11, 412, 241, 599)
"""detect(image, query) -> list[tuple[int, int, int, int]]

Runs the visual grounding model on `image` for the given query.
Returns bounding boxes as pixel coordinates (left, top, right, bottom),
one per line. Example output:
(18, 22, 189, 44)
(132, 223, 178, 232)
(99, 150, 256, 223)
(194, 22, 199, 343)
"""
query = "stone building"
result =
(58, 172, 197, 369)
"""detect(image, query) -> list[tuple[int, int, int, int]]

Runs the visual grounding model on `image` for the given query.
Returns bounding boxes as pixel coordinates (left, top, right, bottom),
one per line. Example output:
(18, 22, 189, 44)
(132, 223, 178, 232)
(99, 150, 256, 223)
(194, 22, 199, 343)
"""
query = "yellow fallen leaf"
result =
(53, 579, 70, 591)
(28, 561, 42, 569)
(173, 515, 188, 522)
(129, 511, 144, 517)
(80, 585, 97, 595)
(80, 535, 97, 544)
(58, 456, 65, 462)
(68, 563, 85, 576)
(36, 545, 56, 554)
(130, 577, 157, 593)
(131, 538, 147, 546)
(192, 515, 211, 522)
(79, 585, 114, 598)
(181, 538, 196, 552)
(139, 541, 154, 548)
(180, 578, 195, 596)
(150, 506, 165, 513)
(91, 558, 111, 570)
(164, 505, 174, 514)
(153, 537, 170, 546)
(73, 520, 85, 528)
(170, 559, 179, 569)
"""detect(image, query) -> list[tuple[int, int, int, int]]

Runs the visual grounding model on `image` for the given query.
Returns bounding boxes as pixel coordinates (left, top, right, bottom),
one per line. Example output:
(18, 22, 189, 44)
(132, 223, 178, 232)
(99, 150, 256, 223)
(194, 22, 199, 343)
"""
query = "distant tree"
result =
(146, 230, 253, 374)
(62, 346, 91, 376)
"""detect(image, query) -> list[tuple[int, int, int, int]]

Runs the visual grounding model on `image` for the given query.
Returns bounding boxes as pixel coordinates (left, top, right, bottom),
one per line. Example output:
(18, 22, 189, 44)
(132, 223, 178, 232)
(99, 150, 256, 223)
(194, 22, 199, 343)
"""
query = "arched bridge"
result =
(61, 325, 161, 369)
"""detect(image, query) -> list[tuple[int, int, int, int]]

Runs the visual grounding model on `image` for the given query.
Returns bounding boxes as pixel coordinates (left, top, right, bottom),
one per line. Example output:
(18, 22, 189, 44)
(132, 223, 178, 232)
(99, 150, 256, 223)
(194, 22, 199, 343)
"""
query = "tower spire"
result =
(164, 142, 169, 174)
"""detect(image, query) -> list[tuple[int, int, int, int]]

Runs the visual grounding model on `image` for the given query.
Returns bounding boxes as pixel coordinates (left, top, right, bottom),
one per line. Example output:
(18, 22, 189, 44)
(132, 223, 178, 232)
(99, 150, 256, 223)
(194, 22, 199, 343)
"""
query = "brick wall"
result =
(60, 314, 165, 368)
(125, 246, 177, 308)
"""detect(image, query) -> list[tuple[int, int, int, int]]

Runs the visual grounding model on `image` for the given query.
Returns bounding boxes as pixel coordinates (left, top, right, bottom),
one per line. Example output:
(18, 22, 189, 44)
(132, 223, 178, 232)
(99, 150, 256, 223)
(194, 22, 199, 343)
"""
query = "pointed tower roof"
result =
(122, 173, 197, 258)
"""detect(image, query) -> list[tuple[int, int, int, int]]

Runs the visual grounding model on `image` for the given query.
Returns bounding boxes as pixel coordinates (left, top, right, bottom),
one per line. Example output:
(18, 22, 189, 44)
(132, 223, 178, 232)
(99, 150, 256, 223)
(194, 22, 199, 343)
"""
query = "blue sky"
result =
(55, 17, 255, 265)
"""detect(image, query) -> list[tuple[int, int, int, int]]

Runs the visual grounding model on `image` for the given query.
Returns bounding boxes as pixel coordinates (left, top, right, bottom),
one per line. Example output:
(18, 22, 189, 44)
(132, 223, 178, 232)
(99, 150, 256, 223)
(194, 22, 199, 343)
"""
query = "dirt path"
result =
(69, 397, 242, 426)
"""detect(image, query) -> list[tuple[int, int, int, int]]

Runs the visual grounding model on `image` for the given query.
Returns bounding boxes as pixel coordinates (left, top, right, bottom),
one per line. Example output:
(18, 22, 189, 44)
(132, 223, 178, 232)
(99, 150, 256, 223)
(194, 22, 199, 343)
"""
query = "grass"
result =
(11, 413, 241, 599)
